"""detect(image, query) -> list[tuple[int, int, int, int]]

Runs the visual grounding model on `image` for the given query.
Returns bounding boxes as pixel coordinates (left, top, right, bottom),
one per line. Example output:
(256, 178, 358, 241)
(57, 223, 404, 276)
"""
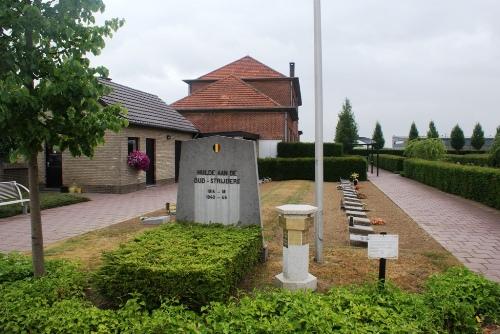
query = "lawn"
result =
(0, 192, 90, 219)
(45, 180, 460, 292)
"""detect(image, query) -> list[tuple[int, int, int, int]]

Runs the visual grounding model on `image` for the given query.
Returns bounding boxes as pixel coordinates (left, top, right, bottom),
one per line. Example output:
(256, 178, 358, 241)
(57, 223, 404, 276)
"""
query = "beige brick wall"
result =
(38, 126, 193, 193)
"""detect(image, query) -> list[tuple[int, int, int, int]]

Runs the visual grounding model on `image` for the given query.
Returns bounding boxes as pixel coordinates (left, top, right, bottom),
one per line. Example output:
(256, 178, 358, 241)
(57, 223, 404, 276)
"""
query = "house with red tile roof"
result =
(171, 56, 302, 157)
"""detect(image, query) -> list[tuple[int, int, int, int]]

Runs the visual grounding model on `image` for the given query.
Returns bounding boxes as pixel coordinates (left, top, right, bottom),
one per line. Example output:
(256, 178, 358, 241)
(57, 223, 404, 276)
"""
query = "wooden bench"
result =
(0, 181, 30, 214)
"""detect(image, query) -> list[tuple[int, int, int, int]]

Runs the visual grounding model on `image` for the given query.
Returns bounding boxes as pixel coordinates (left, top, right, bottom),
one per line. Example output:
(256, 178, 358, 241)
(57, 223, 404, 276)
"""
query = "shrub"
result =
(424, 267, 500, 333)
(444, 154, 491, 167)
(403, 159, 500, 209)
(258, 156, 367, 182)
(450, 124, 465, 152)
(375, 154, 405, 172)
(277, 142, 343, 158)
(353, 148, 405, 156)
(94, 223, 263, 310)
(490, 146, 500, 168)
(404, 138, 446, 160)
(0, 257, 85, 332)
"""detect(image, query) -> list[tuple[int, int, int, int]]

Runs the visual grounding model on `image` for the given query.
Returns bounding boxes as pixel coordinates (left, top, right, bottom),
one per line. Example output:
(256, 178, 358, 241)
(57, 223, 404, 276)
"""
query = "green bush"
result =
(375, 154, 406, 172)
(403, 159, 500, 209)
(277, 142, 343, 158)
(489, 146, 500, 168)
(94, 223, 263, 310)
(444, 154, 491, 167)
(424, 267, 500, 333)
(404, 138, 446, 160)
(258, 156, 367, 181)
(446, 149, 487, 155)
(352, 148, 405, 156)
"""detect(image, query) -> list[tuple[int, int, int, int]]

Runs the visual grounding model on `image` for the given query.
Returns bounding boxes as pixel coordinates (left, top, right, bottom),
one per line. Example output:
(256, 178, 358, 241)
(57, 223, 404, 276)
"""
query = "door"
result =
(46, 146, 62, 188)
(175, 140, 182, 182)
(146, 138, 156, 185)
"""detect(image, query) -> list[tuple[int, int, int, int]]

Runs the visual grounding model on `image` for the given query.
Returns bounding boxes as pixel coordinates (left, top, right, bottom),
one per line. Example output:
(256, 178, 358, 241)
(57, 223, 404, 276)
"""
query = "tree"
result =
(408, 122, 419, 141)
(371, 122, 385, 150)
(334, 98, 358, 153)
(427, 121, 439, 138)
(489, 126, 500, 167)
(450, 124, 465, 152)
(470, 123, 485, 150)
(0, 1, 126, 276)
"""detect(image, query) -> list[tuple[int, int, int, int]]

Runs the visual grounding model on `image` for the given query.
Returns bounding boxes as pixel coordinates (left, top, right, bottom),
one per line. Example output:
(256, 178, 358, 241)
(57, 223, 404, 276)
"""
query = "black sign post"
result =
(378, 232, 387, 290)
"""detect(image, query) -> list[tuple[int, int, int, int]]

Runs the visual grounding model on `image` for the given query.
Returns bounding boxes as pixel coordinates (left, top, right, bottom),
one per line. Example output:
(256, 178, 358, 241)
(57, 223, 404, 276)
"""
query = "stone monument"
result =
(176, 136, 261, 226)
(274, 204, 318, 291)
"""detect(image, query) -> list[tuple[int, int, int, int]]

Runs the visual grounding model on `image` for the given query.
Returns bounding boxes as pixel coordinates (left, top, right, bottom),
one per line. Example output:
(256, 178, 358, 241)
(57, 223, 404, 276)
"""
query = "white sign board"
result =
(368, 234, 399, 259)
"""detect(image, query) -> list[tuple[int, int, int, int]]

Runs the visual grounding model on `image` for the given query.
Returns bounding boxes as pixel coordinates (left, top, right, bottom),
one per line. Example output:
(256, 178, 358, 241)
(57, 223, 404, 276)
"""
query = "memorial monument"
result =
(176, 136, 261, 227)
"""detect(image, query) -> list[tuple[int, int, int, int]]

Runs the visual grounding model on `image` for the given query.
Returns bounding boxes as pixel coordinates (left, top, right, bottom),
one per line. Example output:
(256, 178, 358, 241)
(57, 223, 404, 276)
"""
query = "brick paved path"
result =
(369, 169, 500, 282)
(0, 184, 177, 252)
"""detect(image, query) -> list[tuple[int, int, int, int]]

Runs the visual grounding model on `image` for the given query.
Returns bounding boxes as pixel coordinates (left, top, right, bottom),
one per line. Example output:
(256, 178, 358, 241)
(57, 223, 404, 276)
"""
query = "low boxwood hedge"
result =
(94, 223, 263, 310)
(1, 254, 499, 334)
(353, 148, 405, 156)
(403, 159, 500, 209)
(258, 156, 367, 181)
(374, 154, 406, 172)
(445, 154, 491, 167)
(277, 142, 343, 158)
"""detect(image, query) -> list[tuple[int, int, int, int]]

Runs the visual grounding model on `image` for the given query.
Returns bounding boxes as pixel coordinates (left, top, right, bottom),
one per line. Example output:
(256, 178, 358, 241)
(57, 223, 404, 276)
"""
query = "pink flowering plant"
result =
(127, 151, 150, 171)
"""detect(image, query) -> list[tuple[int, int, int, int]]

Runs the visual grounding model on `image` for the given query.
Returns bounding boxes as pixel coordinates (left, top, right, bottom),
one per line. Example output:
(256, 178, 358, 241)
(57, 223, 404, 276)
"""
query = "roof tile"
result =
(99, 79, 197, 133)
(199, 56, 286, 80)
(171, 75, 282, 109)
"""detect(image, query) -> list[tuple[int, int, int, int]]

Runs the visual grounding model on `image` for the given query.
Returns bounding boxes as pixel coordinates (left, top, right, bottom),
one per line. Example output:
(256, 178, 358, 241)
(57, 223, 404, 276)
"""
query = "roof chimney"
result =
(289, 62, 295, 77)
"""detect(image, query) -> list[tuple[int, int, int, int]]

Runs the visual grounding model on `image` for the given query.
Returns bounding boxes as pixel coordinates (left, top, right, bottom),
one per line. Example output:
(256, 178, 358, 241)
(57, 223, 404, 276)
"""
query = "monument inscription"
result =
(177, 136, 261, 226)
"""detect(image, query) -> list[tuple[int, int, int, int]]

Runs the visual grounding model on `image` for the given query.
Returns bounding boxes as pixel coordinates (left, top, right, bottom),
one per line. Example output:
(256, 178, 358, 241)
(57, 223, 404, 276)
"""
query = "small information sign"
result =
(368, 234, 399, 259)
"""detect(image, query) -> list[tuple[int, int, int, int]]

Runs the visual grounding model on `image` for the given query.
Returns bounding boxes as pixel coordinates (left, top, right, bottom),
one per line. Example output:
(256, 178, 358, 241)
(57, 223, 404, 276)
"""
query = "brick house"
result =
(171, 56, 302, 157)
(37, 79, 198, 193)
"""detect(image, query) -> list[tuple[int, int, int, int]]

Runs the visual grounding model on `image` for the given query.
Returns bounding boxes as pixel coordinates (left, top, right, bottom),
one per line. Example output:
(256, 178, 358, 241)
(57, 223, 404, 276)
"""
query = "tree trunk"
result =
(28, 152, 45, 277)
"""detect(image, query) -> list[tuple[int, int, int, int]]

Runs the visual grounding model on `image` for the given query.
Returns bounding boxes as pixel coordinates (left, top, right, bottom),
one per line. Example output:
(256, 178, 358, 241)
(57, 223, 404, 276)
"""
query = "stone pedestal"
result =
(274, 204, 318, 291)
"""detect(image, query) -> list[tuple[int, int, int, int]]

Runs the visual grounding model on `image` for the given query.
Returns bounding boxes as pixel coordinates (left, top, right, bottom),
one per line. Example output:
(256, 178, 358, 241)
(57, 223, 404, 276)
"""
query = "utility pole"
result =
(313, 0, 324, 263)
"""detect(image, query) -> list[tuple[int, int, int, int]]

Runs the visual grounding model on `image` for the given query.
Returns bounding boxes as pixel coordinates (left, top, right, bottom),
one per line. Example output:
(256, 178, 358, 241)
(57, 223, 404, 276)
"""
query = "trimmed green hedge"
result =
(446, 149, 487, 155)
(375, 154, 406, 172)
(1, 254, 499, 333)
(353, 148, 405, 156)
(277, 142, 343, 158)
(94, 223, 263, 310)
(258, 156, 367, 181)
(445, 154, 491, 167)
(404, 159, 500, 209)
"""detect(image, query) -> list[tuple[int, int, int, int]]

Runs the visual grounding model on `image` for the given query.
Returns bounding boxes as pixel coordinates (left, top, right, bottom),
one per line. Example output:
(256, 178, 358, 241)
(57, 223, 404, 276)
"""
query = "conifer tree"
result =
(427, 121, 439, 138)
(334, 98, 359, 153)
(408, 122, 419, 141)
(450, 124, 465, 152)
(372, 122, 385, 150)
(470, 123, 485, 150)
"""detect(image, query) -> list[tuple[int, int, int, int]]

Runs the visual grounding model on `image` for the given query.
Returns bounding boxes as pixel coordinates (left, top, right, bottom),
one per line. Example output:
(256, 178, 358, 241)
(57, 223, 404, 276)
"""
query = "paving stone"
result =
(370, 169, 500, 282)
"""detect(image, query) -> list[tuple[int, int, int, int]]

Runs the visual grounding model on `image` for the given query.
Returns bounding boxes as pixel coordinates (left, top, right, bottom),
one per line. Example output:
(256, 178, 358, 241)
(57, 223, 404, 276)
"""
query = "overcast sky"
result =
(92, 0, 500, 145)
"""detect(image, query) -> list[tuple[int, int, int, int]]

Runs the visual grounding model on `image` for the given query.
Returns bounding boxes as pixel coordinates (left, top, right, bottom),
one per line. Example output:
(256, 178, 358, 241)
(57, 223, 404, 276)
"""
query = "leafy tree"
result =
(408, 122, 419, 141)
(470, 123, 485, 150)
(404, 138, 446, 160)
(0, 1, 126, 276)
(427, 121, 439, 139)
(450, 125, 465, 152)
(371, 122, 385, 150)
(334, 98, 358, 153)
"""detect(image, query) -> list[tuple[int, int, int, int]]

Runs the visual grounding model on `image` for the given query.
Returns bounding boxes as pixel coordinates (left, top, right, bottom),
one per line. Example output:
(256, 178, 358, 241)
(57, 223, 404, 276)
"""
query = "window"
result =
(128, 137, 139, 154)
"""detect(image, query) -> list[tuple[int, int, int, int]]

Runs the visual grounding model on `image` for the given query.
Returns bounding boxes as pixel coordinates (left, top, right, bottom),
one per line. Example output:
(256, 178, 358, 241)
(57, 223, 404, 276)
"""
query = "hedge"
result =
(94, 223, 263, 310)
(374, 154, 406, 172)
(446, 149, 487, 155)
(444, 154, 491, 167)
(2, 255, 499, 334)
(277, 142, 343, 158)
(258, 156, 367, 182)
(403, 159, 500, 209)
(352, 148, 405, 156)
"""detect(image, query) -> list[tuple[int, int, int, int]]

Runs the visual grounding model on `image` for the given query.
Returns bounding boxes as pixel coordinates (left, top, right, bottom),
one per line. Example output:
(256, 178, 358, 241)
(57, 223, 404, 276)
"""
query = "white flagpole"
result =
(314, 0, 324, 263)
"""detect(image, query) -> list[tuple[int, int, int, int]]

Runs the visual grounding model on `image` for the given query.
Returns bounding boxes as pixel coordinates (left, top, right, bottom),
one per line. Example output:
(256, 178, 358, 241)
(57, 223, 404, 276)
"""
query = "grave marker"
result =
(176, 136, 261, 226)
